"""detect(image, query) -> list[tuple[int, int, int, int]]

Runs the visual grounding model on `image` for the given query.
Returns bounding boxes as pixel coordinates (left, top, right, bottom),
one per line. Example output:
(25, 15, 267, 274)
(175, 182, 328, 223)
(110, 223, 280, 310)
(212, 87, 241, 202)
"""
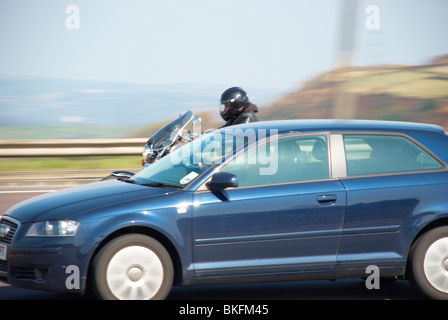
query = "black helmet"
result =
(219, 87, 250, 121)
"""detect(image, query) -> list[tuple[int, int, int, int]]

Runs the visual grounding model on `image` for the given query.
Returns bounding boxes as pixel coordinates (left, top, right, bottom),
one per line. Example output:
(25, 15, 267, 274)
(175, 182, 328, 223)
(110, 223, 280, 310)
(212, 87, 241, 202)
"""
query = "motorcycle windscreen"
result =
(148, 111, 193, 150)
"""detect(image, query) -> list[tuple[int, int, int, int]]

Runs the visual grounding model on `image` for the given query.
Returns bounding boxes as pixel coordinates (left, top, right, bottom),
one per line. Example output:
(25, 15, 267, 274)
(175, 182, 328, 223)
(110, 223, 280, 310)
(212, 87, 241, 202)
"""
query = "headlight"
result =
(26, 220, 80, 237)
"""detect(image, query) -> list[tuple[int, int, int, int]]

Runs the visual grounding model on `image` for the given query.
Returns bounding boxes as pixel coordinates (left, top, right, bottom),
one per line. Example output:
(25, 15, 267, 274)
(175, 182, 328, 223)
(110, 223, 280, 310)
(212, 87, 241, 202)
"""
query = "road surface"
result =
(0, 186, 60, 214)
(0, 277, 423, 300)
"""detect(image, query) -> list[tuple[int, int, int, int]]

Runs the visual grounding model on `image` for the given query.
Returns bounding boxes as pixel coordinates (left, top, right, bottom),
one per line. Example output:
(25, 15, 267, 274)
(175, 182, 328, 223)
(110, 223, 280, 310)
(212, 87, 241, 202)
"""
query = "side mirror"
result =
(206, 172, 238, 190)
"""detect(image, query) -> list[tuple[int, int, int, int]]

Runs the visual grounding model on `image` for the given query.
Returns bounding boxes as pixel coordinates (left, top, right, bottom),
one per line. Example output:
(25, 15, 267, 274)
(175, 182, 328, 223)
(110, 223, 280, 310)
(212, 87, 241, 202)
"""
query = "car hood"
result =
(4, 180, 180, 223)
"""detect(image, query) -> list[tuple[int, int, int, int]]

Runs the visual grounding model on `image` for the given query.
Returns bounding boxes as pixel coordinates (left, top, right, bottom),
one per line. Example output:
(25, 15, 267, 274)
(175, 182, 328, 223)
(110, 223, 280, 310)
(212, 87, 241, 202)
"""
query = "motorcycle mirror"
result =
(110, 170, 135, 179)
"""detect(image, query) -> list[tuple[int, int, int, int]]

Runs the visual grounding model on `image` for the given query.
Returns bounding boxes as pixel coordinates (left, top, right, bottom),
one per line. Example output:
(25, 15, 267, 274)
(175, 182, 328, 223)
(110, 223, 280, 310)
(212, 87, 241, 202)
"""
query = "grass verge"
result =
(0, 156, 142, 172)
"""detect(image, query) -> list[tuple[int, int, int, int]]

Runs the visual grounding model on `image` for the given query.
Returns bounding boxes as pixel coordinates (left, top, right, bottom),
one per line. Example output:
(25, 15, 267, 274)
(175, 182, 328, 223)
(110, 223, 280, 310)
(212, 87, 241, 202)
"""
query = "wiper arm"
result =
(121, 178, 181, 188)
(141, 182, 182, 189)
(121, 178, 140, 185)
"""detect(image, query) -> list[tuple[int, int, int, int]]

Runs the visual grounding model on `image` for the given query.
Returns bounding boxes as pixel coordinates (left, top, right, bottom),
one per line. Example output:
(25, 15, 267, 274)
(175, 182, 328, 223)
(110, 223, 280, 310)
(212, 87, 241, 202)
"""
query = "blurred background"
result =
(0, 0, 447, 173)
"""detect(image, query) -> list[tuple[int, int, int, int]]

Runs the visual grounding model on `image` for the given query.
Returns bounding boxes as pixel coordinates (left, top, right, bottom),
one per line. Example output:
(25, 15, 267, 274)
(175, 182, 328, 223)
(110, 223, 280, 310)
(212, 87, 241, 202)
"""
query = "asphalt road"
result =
(0, 186, 425, 300)
(0, 186, 60, 214)
(0, 277, 423, 300)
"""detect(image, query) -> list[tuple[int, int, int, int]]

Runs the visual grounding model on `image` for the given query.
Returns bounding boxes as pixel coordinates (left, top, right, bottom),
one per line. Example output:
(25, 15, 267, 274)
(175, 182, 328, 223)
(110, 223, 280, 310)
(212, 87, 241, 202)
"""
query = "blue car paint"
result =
(338, 172, 448, 265)
(192, 180, 347, 277)
(4, 180, 195, 291)
(1, 119, 448, 293)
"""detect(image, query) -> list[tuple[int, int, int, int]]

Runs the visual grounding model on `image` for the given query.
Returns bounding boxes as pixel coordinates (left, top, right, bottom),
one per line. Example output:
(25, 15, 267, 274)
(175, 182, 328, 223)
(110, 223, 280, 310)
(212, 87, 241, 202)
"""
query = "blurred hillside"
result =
(2, 54, 447, 141)
(125, 110, 222, 138)
(0, 75, 278, 139)
(128, 55, 448, 138)
(259, 54, 448, 129)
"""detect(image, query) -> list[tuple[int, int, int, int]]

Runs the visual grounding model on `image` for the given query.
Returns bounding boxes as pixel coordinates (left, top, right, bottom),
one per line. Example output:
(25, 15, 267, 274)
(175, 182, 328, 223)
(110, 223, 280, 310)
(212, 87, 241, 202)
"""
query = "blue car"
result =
(1, 119, 448, 300)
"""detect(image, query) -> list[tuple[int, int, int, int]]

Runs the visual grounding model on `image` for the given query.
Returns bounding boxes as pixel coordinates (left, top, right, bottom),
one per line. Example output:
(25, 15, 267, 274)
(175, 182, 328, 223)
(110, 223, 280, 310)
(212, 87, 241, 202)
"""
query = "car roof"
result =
(223, 119, 445, 135)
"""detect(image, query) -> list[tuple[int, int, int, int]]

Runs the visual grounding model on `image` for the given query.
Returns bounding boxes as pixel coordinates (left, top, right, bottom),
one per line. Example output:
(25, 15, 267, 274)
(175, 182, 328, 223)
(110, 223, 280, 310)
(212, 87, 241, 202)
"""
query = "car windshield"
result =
(129, 132, 246, 188)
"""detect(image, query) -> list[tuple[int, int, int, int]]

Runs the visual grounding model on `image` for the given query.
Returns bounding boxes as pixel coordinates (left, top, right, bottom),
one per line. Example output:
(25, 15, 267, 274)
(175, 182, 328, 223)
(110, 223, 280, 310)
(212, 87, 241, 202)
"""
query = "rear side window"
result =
(343, 134, 443, 176)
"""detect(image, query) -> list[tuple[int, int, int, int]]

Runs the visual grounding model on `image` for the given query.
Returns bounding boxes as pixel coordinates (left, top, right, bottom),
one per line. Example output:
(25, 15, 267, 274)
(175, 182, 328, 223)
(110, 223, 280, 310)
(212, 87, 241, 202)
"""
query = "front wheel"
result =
(408, 226, 448, 300)
(92, 234, 174, 300)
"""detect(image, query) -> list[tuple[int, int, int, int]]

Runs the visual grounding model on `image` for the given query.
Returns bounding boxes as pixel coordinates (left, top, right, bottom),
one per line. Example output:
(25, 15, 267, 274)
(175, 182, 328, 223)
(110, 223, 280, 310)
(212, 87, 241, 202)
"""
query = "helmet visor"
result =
(220, 101, 231, 114)
(219, 99, 235, 115)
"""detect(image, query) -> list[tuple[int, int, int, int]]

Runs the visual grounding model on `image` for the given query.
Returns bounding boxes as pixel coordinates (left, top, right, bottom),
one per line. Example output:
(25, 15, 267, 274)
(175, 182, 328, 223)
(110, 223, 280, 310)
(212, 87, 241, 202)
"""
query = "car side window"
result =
(343, 134, 444, 176)
(222, 135, 329, 187)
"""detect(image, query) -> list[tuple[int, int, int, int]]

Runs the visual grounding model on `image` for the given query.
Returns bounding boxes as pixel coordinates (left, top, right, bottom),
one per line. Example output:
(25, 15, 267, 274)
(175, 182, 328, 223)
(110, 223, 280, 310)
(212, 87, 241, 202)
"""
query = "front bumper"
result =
(0, 243, 91, 293)
(0, 216, 94, 293)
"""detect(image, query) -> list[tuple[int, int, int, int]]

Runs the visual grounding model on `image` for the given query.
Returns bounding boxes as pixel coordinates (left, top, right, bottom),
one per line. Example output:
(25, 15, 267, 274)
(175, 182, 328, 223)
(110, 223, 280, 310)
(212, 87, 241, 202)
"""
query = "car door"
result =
(338, 133, 446, 266)
(192, 134, 347, 278)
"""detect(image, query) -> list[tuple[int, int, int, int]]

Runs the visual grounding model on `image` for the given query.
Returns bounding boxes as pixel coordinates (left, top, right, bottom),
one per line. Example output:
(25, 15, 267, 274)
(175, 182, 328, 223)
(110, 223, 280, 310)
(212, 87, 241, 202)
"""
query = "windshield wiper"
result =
(141, 182, 182, 189)
(121, 178, 140, 185)
(121, 178, 181, 188)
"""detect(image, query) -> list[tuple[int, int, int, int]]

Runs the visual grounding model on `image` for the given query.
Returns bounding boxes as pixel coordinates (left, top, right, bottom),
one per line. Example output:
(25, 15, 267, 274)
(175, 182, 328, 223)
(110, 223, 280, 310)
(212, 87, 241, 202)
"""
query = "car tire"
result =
(408, 226, 448, 300)
(91, 234, 174, 300)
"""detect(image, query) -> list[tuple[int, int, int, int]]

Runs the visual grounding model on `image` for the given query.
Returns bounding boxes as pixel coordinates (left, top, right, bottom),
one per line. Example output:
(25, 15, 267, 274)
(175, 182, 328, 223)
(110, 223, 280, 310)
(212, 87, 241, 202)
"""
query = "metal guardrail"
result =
(0, 139, 146, 186)
(0, 138, 147, 158)
(0, 169, 140, 187)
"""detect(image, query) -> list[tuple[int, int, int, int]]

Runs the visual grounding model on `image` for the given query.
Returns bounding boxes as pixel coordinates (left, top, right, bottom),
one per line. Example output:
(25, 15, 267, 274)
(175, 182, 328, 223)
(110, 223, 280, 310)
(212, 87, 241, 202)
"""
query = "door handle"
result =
(317, 194, 337, 204)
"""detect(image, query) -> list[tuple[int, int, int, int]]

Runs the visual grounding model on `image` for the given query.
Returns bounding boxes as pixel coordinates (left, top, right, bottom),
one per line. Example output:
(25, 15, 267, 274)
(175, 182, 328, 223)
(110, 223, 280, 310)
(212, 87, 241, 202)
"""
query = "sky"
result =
(355, 0, 448, 66)
(0, 0, 447, 117)
(0, 0, 338, 93)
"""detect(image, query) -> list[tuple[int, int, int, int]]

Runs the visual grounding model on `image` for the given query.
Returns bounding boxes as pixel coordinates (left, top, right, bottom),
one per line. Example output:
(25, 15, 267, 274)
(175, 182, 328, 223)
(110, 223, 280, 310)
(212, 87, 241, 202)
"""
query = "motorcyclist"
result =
(219, 87, 259, 127)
